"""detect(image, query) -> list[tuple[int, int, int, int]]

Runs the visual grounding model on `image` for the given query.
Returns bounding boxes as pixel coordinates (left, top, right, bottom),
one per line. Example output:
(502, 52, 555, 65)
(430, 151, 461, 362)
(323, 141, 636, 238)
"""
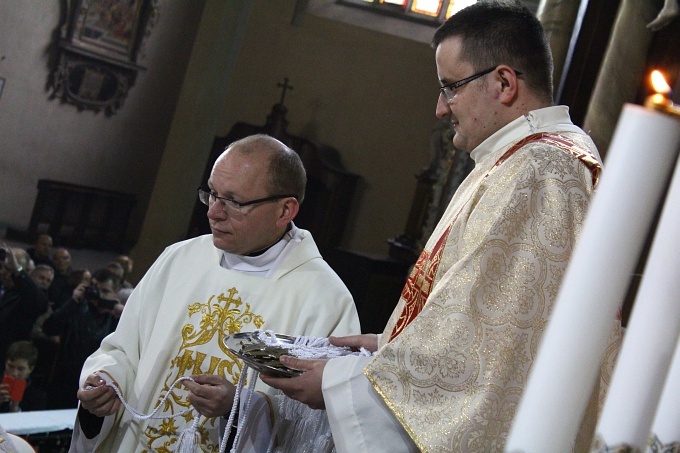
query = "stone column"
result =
(537, 0, 582, 96)
(582, 0, 658, 159)
(130, 0, 253, 280)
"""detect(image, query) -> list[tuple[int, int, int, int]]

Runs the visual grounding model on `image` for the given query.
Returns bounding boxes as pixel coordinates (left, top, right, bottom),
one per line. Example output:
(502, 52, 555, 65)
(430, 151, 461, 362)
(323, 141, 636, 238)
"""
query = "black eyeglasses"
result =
(439, 66, 523, 102)
(197, 187, 297, 218)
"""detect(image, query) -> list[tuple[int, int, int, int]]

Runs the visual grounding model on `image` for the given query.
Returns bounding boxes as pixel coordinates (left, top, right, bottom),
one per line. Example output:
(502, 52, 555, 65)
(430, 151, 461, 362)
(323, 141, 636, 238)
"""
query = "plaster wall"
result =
(0, 1, 204, 245)
(217, 1, 437, 256)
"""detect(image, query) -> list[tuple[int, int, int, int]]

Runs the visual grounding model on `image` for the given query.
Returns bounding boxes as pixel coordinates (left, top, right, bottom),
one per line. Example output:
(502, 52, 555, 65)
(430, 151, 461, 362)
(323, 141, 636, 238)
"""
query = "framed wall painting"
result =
(70, 0, 148, 63)
(49, 0, 159, 115)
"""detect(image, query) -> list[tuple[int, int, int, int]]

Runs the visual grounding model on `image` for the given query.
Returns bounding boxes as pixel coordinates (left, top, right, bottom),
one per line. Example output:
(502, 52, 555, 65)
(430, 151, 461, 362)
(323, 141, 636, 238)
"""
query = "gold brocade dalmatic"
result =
(142, 288, 263, 453)
(366, 133, 604, 452)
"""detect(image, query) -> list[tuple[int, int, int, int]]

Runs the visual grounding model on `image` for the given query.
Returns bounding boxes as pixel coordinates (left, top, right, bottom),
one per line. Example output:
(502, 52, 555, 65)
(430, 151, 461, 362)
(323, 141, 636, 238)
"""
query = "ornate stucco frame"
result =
(48, 0, 159, 116)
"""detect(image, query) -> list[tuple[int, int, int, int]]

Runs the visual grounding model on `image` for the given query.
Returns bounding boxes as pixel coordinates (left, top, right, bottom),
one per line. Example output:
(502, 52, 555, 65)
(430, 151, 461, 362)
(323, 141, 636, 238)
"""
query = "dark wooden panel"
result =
(28, 179, 136, 252)
(325, 248, 410, 334)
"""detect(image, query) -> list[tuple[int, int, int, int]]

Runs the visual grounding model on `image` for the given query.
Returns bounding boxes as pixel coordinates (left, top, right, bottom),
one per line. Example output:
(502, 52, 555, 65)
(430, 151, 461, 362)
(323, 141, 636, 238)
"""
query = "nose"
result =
(206, 200, 227, 220)
(436, 95, 451, 119)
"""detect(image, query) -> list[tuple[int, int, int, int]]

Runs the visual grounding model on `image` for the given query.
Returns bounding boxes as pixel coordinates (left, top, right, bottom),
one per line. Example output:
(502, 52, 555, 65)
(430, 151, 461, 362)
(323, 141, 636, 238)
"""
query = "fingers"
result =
(78, 385, 119, 417)
(72, 283, 86, 301)
(190, 374, 227, 386)
(329, 333, 378, 352)
(260, 359, 327, 410)
(185, 375, 234, 418)
(259, 374, 289, 388)
(0, 387, 10, 404)
(77, 372, 121, 417)
(278, 355, 318, 371)
(83, 373, 107, 388)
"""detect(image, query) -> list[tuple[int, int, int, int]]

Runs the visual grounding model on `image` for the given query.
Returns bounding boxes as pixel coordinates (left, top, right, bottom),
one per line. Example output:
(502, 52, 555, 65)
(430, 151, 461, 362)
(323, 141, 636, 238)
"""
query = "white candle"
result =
(648, 334, 680, 444)
(505, 103, 680, 452)
(594, 133, 680, 448)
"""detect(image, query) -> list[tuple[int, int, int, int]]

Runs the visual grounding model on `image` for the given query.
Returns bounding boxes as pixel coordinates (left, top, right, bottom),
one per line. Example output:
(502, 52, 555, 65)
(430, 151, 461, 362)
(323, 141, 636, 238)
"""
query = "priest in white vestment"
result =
(262, 4, 621, 452)
(70, 134, 360, 452)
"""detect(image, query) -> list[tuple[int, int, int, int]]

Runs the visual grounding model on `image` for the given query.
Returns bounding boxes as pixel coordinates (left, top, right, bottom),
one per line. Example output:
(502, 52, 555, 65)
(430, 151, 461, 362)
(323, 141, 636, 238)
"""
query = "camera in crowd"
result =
(84, 286, 117, 309)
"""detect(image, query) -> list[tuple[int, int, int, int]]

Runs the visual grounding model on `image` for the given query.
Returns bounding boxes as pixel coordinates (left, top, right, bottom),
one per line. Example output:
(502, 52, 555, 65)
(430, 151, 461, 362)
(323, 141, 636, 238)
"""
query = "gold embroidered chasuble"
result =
(72, 232, 359, 452)
(365, 130, 606, 452)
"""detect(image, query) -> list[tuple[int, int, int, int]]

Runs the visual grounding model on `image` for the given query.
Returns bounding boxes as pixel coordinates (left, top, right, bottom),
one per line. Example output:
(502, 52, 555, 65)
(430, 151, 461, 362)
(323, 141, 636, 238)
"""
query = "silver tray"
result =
(224, 331, 302, 378)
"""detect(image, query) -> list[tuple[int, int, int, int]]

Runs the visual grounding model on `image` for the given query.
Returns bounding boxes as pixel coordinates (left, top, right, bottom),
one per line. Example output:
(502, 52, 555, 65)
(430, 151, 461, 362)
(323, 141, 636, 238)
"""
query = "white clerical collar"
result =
(220, 224, 300, 277)
(469, 106, 585, 163)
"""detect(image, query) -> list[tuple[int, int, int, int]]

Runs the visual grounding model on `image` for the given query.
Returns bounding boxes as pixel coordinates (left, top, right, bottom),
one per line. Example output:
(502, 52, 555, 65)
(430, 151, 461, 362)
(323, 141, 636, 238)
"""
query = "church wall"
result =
(1, 0, 445, 268)
(0, 1, 205, 246)
(216, 1, 437, 256)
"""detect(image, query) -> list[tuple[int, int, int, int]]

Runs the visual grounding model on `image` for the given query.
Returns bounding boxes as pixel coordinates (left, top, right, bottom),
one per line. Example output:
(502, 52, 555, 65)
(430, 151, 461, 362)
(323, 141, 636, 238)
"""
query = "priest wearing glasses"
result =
(71, 134, 360, 452)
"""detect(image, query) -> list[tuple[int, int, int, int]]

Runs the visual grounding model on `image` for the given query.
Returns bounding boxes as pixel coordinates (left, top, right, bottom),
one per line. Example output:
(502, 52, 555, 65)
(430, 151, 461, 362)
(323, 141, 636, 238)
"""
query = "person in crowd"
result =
(42, 268, 123, 409)
(26, 234, 53, 268)
(28, 265, 61, 392)
(261, 3, 619, 452)
(105, 262, 128, 297)
(70, 134, 360, 452)
(28, 265, 56, 342)
(67, 269, 92, 291)
(11, 249, 34, 275)
(32, 267, 91, 394)
(0, 245, 49, 370)
(29, 265, 54, 291)
(113, 255, 134, 289)
(0, 340, 46, 412)
(35, 268, 92, 342)
(48, 247, 73, 308)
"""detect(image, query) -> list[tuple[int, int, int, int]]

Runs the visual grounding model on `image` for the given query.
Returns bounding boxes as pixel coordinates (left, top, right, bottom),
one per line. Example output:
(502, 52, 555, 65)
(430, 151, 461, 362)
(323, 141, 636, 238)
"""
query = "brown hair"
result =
(6, 341, 38, 368)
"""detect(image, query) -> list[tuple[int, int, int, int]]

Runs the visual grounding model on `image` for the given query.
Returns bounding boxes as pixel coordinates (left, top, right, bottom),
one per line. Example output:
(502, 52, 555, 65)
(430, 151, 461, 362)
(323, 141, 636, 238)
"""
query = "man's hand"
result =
(100, 300, 125, 318)
(111, 301, 125, 318)
(183, 374, 235, 418)
(77, 373, 121, 417)
(329, 333, 379, 352)
(2, 245, 21, 273)
(0, 383, 10, 404)
(72, 283, 87, 303)
(0, 382, 19, 412)
(260, 356, 328, 410)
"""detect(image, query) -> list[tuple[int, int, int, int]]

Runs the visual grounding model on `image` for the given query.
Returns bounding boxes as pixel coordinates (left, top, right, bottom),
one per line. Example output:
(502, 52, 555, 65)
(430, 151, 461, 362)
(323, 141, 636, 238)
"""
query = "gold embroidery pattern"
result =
(591, 434, 640, 453)
(142, 288, 264, 452)
(647, 434, 680, 453)
(367, 133, 611, 452)
(590, 434, 680, 453)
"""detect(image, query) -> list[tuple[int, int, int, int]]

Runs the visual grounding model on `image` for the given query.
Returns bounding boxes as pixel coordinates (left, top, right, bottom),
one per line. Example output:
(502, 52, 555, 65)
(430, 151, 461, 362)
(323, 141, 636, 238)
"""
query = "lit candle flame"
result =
(651, 70, 671, 95)
(645, 70, 680, 117)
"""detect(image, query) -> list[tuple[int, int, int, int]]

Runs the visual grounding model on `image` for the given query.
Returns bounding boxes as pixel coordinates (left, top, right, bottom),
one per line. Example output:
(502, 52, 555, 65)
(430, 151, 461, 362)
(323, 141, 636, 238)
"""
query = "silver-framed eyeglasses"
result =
(439, 67, 523, 103)
(198, 187, 297, 217)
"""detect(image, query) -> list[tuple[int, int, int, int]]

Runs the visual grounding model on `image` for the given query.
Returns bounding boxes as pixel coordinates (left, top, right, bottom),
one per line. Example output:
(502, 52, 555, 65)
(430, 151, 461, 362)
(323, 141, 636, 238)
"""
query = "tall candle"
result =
(648, 335, 680, 445)
(505, 103, 680, 452)
(594, 135, 680, 448)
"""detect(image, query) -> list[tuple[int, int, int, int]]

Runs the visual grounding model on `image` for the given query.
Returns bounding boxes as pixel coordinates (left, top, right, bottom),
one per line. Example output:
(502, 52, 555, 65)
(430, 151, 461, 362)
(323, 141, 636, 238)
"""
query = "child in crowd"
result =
(0, 340, 46, 412)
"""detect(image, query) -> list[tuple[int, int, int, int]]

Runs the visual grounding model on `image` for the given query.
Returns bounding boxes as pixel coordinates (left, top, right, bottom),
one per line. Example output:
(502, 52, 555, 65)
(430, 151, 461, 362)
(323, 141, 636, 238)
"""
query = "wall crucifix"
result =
(277, 77, 293, 105)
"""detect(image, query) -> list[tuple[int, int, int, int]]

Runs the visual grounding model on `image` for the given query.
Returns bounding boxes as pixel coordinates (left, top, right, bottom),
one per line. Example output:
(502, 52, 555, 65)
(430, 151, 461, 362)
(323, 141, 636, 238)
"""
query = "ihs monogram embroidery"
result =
(142, 288, 264, 452)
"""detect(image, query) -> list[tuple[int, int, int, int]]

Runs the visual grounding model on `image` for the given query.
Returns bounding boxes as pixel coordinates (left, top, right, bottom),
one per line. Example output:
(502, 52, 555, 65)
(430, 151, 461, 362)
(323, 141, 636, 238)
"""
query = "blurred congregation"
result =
(0, 234, 134, 415)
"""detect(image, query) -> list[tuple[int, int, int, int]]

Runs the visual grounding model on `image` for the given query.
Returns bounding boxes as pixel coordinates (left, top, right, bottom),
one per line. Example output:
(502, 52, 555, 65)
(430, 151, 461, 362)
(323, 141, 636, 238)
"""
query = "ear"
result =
(276, 198, 300, 228)
(496, 65, 520, 104)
